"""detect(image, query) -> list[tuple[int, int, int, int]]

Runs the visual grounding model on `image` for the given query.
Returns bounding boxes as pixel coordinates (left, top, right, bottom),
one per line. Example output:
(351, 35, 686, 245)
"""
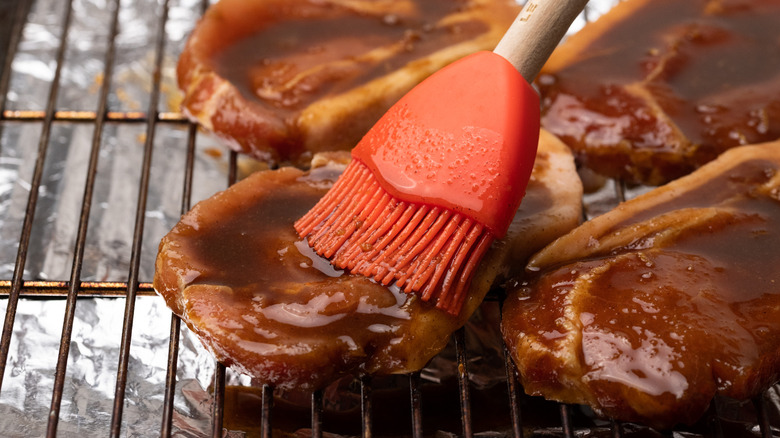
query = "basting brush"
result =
(295, 0, 588, 315)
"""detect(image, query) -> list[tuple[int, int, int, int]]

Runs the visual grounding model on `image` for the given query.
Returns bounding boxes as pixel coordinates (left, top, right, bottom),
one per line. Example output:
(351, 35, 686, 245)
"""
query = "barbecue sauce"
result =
(503, 150, 780, 428)
(212, 1, 487, 116)
(176, 0, 521, 163)
(153, 133, 586, 427)
(153, 158, 463, 390)
(537, 0, 780, 185)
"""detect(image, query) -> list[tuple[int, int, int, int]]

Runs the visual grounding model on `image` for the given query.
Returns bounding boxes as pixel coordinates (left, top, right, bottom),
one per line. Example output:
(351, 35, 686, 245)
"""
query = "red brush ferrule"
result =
(351, 51, 540, 238)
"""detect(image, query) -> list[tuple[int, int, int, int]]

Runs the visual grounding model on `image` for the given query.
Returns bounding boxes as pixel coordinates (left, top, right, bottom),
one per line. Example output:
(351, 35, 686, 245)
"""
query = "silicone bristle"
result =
(294, 160, 494, 316)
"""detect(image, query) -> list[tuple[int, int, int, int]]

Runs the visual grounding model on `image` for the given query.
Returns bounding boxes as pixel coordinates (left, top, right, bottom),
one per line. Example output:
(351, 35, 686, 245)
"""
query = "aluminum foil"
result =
(0, 0, 778, 437)
(0, 0, 230, 436)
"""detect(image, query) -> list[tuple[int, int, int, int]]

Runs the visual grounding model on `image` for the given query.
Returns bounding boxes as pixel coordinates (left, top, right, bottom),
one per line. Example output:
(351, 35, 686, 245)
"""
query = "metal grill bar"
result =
(754, 396, 773, 438)
(110, 0, 172, 435)
(614, 180, 627, 203)
(48, 0, 122, 435)
(361, 376, 373, 438)
(161, 0, 210, 433)
(262, 384, 274, 438)
(611, 420, 623, 438)
(454, 327, 474, 438)
(504, 346, 524, 438)
(160, 118, 198, 437)
(0, 2, 31, 122)
(212, 362, 227, 438)
(409, 371, 424, 438)
(161, 312, 181, 438)
(2, 110, 187, 123)
(312, 389, 324, 438)
(0, 279, 155, 297)
(559, 404, 574, 438)
(0, 0, 75, 396)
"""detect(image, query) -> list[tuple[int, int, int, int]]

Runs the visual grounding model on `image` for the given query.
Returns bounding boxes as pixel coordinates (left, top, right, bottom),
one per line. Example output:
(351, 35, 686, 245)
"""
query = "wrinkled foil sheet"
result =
(0, 0, 778, 437)
(0, 0, 232, 436)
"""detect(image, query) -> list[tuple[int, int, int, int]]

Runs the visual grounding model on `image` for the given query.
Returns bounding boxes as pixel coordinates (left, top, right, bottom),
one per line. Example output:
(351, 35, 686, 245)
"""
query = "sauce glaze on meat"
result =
(537, 0, 780, 185)
(502, 140, 780, 429)
(177, 0, 521, 165)
(154, 131, 583, 390)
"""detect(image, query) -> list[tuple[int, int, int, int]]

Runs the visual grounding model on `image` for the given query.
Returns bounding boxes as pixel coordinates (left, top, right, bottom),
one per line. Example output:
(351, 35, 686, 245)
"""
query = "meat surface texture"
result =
(537, 0, 780, 186)
(153, 130, 582, 390)
(502, 140, 780, 429)
(177, 0, 520, 165)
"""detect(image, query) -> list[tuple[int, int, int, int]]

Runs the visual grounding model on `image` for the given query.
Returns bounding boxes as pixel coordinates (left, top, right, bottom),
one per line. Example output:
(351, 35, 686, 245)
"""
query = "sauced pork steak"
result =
(537, 0, 780, 186)
(177, 0, 521, 165)
(502, 140, 780, 429)
(153, 131, 582, 390)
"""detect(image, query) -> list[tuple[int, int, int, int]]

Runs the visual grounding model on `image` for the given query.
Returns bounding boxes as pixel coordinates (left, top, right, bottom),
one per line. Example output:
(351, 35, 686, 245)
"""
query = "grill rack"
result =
(0, 0, 778, 437)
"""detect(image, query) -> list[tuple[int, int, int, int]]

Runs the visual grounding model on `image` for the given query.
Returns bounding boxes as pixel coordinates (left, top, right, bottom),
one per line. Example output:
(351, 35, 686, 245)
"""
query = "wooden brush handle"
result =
(493, 0, 589, 82)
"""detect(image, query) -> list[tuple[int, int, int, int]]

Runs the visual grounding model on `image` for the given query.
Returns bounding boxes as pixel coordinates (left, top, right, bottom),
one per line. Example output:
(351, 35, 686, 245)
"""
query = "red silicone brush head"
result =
(295, 51, 539, 315)
(354, 51, 540, 238)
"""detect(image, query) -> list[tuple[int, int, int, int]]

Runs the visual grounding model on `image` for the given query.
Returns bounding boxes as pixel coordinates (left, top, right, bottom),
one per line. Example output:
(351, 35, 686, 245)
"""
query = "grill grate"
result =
(0, 1, 778, 437)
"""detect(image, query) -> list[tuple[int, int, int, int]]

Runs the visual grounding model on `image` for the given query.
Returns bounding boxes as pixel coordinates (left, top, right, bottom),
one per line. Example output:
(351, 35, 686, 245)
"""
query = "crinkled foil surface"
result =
(0, 0, 232, 436)
(0, 0, 778, 437)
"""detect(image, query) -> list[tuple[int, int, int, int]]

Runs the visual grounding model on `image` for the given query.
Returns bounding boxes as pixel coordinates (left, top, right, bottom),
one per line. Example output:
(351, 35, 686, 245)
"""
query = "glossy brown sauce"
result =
(166, 165, 420, 386)
(519, 150, 556, 213)
(538, 0, 780, 170)
(515, 157, 780, 401)
(185, 176, 328, 288)
(607, 158, 780, 235)
(212, 1, 486, 116)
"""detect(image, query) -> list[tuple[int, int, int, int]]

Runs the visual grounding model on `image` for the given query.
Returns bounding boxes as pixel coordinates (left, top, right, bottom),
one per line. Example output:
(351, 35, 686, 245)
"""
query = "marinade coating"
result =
(502, 140, 780, 429)
(154, 130, 582, 390)
(177, 0, 521, 165)
(537, 0, 780, 185)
